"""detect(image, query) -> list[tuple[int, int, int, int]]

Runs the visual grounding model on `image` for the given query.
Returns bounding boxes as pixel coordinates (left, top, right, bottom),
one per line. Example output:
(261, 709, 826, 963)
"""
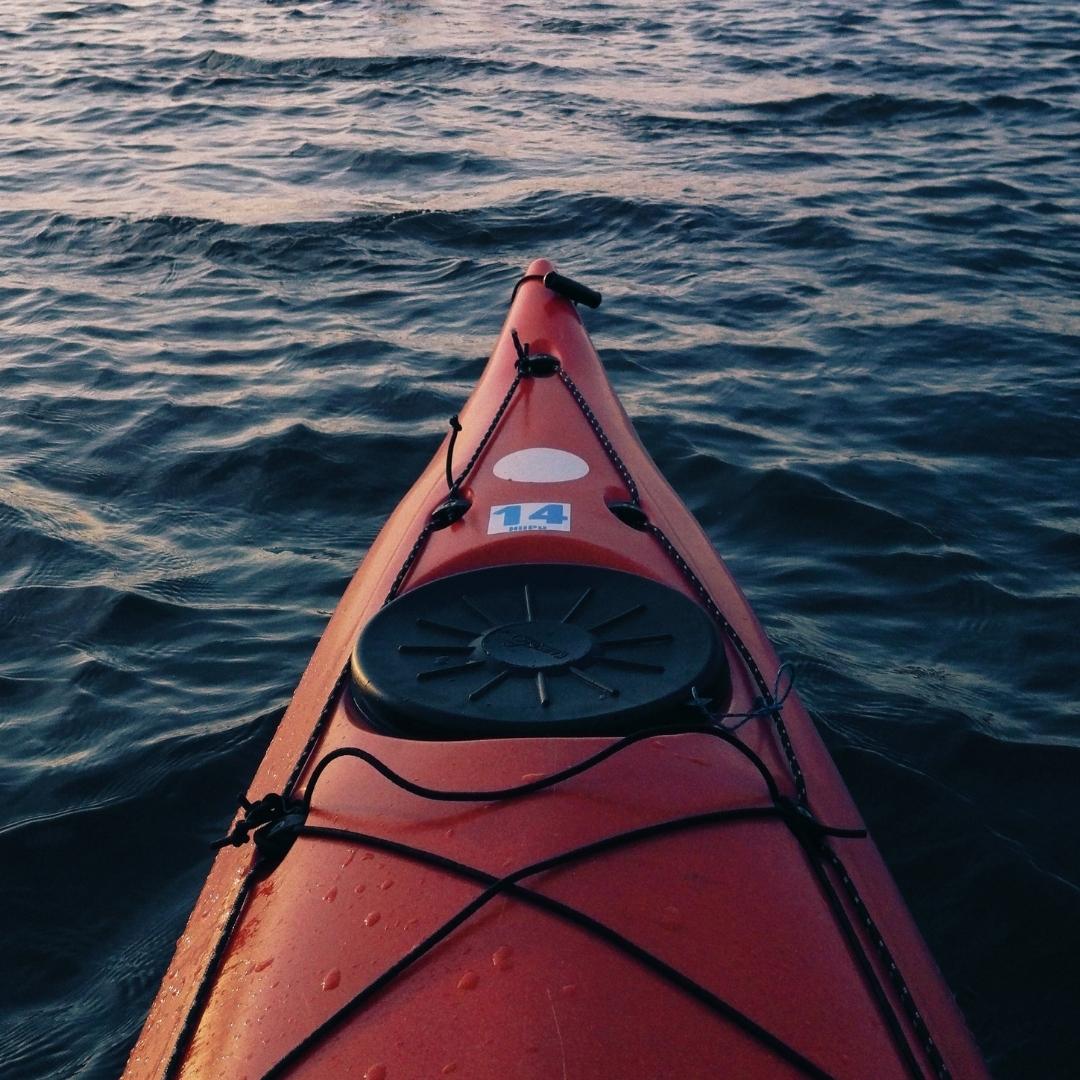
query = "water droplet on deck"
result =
(365, 911, 381, 927)
(254, 958, 273, 972)
(341, 850, 357, 868)
(491, 946, 514, 971)
(321, 969, 341, 991)
(441, 1064, 458, 1075)
(364, 1065, 387, 1080)
(521, 772, 545, 783)
(361, 852, 375, 861)
(660, 905, 682, 928)
(457, 970, 478, 990)
(354, 883, 367, 895)
(559, 984, 577, 997)
(445, 827, 455, 838)
(324, 886, 338, 902)
(379, 879, 394, 891)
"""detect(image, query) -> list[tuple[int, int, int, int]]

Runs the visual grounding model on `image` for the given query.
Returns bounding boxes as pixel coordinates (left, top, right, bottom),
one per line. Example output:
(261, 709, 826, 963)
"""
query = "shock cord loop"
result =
(444, 414, 462, 493)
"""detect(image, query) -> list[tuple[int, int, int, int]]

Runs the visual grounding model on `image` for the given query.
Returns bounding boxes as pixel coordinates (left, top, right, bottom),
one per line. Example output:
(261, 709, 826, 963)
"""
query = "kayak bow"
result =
(124, 260, 987, 1080)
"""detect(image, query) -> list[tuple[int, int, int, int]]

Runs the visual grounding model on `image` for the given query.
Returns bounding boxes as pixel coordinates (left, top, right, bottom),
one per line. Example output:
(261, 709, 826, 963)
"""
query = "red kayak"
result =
(124, 260, 987, 1080)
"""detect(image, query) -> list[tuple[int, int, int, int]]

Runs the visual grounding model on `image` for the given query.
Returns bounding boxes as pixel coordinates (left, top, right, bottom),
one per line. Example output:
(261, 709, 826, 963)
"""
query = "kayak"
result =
(124, 259, 987, 1080)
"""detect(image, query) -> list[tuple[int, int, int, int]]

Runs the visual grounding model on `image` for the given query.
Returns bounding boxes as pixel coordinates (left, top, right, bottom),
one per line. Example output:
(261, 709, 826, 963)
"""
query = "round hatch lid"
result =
(349, 563, 729, 738)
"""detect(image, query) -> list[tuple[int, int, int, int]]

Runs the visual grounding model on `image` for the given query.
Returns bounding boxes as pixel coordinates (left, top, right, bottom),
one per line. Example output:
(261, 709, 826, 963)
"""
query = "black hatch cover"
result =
(349, 563, 730, 738)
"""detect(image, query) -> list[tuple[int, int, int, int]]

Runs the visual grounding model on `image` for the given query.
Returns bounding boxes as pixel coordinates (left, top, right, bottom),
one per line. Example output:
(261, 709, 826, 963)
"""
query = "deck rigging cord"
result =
(243, 719, 870, 1080)
(160, 295, 951, 1080)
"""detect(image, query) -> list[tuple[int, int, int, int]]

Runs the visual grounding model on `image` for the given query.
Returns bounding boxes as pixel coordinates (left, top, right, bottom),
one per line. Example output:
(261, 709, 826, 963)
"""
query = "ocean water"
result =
(1, 1, 1077, 1076)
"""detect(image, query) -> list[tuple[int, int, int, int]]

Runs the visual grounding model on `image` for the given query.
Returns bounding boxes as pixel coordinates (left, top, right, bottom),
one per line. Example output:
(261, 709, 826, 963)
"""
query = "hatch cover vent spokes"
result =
(349, 564, 729, 738)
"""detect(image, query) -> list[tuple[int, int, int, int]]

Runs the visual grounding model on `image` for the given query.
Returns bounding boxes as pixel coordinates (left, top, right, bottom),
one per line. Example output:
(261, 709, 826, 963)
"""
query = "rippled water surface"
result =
(1, 1, 1078, 1076)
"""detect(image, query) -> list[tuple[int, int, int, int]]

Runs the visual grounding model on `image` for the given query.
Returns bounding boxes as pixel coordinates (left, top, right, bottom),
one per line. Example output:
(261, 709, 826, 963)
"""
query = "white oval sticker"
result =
(493, 448, 589, 483)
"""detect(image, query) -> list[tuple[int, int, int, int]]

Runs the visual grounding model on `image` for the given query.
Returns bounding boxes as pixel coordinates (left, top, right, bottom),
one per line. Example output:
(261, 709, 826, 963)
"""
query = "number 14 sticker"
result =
(488, 503, 571, 534)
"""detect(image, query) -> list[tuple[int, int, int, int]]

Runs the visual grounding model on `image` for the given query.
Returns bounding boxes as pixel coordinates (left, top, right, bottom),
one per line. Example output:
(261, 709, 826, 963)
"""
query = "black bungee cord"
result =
(224, 718, 864, 1080)
(263, 806, 840, 1080)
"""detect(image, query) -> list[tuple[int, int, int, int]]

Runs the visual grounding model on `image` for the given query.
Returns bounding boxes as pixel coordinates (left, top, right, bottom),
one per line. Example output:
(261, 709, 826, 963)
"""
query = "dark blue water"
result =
(1, 1, 1077, 1076)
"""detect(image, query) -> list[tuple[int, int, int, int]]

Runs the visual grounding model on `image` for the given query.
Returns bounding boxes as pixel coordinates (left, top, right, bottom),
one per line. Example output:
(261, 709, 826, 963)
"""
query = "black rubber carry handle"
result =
(543, 271, 602, 309)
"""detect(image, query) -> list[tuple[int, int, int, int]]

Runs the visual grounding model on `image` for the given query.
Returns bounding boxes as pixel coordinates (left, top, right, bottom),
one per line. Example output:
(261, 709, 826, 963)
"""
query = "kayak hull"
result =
(124, 260, 987, 1080)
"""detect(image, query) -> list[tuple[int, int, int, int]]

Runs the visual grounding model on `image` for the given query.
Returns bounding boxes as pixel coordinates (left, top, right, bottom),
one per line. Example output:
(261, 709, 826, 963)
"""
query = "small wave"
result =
(526, 15, 637, 36)
(350, 190, 746, 253)
(813, 92, 981, 126)
(629, 91, 984, 138)
(707, 464, 944, 554)
(890, 385, 1078, 460)
(48, 71, 157, 96)
(900, 177, 1031, 202)
(187, 48, 555, 84)
(286, 141, 503, 181)
(756, 215, 856, 251)
(981, 93, 1059, 114)
(39, 1, 135, 18)
(152, 419, 434, 517)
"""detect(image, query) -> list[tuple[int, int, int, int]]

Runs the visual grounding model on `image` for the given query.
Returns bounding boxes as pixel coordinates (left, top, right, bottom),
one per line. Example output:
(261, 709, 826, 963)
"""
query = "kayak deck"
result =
(123, 260, 987, 1080)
